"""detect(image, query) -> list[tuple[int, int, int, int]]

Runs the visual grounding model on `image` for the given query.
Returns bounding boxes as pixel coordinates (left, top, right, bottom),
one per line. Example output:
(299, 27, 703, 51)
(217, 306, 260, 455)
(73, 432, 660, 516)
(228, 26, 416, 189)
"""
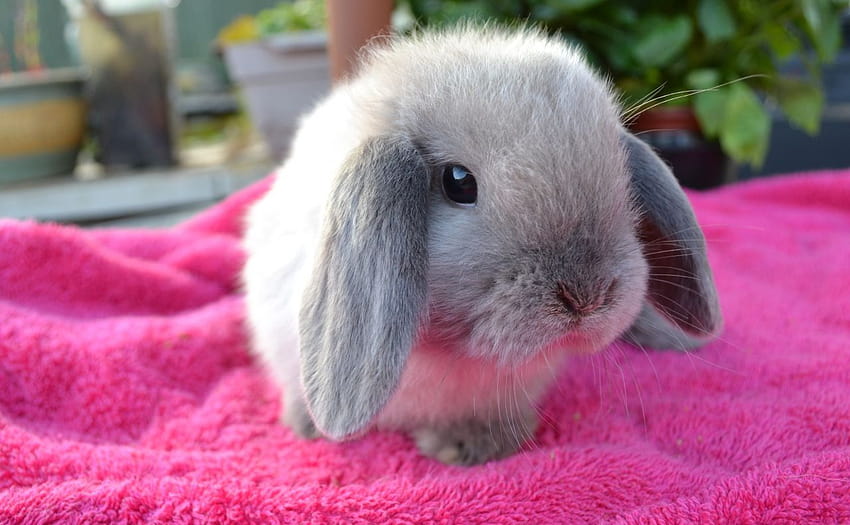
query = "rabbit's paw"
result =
(412, 415, 537, 466)
(282, 395, 321, 439)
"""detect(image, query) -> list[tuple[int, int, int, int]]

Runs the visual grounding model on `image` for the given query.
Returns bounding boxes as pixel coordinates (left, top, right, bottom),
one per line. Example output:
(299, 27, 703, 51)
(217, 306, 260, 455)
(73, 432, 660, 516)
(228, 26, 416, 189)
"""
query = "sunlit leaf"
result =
(764, 23, 800, 60)
(801, 0, 823, 34)
(686, 68, 721, 90)
(776, 78, 825, 134)
(218, 16, 259, 45)
(697, 0, 736, 43)
(633, 16, 693, 67)
(694, 87, 730, 138)
(816, 12, 842, 62)
(719, 83, 771, 167)
(801, 0, 842, 61)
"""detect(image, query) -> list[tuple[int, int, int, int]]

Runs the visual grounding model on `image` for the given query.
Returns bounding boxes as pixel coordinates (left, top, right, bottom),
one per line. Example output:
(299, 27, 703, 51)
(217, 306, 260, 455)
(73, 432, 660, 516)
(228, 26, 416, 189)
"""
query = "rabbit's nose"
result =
(555, 280, 615, 316)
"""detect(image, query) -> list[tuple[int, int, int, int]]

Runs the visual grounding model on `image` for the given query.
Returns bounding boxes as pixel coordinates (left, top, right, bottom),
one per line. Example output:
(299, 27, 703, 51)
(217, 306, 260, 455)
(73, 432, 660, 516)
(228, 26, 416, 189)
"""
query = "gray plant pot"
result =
(223, 31, 330, 161)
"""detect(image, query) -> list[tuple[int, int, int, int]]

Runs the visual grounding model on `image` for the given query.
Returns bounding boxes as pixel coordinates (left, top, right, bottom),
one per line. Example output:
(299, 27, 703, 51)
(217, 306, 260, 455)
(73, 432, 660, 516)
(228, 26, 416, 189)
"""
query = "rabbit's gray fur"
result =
(242, 25, 722, 465)
(299, 136, 430, 439)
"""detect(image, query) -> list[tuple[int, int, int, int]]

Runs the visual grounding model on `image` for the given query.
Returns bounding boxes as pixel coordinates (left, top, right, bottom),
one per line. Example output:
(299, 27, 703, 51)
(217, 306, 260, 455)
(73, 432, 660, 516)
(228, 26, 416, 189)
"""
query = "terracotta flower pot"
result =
(0, 69, 86, 185)
(629, 106, 733, 190)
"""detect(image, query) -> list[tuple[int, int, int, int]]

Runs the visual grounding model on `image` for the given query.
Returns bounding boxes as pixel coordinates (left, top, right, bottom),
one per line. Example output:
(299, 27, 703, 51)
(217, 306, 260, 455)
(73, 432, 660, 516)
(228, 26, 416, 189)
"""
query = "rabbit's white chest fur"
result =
(243, 90, 358, 391)
(376, 342, 564, 430)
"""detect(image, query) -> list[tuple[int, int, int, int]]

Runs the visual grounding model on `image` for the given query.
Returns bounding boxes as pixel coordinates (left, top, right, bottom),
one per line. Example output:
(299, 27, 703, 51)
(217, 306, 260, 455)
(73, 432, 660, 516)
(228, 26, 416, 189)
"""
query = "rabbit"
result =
(242, 25, 722, 466)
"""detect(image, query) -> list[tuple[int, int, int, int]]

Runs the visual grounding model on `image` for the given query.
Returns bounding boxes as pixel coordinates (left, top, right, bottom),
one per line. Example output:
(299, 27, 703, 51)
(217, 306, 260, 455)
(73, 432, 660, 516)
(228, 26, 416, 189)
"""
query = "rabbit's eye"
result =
(442, 165, 477, 206)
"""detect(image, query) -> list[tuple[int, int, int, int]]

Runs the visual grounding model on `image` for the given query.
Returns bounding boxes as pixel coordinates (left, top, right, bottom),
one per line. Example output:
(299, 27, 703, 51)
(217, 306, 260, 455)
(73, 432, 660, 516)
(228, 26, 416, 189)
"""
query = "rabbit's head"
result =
(298, 27, 722, 439)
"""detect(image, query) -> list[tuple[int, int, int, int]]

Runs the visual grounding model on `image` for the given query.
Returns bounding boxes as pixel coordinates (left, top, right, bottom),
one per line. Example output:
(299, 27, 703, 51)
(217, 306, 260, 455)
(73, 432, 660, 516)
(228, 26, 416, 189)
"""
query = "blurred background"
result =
(0, 0, 848, 228)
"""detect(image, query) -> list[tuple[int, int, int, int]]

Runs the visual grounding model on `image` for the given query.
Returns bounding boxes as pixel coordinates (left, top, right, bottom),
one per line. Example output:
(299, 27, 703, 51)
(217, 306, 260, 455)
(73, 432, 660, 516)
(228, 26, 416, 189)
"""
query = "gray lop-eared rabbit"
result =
(243, 26, 722, 465)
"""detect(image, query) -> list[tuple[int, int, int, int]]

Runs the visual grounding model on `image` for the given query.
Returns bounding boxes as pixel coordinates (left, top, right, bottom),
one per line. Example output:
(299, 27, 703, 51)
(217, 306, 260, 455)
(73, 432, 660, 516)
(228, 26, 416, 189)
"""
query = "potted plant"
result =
(218, 0, 330, 160)
(401, 0, 848, 188)
(0, 0, 86, 185)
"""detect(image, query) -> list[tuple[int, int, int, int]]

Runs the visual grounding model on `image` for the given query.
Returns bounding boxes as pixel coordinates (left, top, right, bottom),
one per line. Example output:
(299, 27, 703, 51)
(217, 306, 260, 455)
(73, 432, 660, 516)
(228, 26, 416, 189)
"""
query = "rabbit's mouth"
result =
(540, 329, 615, 356)
(423, 304, 624, 366)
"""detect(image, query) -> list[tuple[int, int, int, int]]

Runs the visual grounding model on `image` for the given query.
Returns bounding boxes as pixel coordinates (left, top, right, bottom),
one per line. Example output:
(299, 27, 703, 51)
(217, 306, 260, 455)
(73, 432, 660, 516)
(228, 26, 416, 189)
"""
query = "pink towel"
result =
(2, 170, 849, 523)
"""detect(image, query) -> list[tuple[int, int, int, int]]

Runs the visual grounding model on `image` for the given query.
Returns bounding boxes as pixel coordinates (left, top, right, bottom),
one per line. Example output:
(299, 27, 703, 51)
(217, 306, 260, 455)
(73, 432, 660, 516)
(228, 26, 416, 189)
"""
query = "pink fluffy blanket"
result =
(2, 170, 849, 523)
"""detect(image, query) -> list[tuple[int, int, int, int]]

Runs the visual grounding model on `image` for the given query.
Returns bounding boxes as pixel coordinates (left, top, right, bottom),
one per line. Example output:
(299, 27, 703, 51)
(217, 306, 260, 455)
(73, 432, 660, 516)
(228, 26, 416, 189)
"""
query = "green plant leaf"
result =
(430, 2, 499, 24)
(529, 4, 559, 22)
(816, 11, 842, 62)
(596, 37, 640, 72)
(547, 0, 608, 14)
(406, 0, 442, 20)
(719, 83, 771, 167)
(604, 5, 638, 26)
(633, 15, 693, 67)
(764, 23, 800, 60)
(775, 78, 825, 135)
(255, 0, 326, 36)
(486, 0, 527, 17)
(694, 87, 730, 138)
(697, 0, 736, 43)
(801, 0, 842, 61)
(686, 68, 721, 90)
(801, 0, 824, 33)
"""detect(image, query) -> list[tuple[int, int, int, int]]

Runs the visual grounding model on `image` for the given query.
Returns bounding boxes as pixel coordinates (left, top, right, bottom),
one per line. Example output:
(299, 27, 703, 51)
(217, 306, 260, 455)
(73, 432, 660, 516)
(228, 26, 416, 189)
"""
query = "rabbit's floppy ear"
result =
(299, 136, 430, 439)
(620, 132, 722, 350)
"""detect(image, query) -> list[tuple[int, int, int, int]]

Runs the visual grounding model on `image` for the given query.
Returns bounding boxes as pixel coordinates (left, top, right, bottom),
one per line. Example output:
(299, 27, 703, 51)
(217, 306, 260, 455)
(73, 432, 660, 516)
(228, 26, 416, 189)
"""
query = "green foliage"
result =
(775, 78, 825, 134)
(219, 0, 325, 45)
(402, 0, 848, 167)
(697, 0, 736, 43)
(255, 0, 325, 37)
(633, 15, 693, 68)
(718, 83, 771, 167)
(693, 89, 728, 137)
